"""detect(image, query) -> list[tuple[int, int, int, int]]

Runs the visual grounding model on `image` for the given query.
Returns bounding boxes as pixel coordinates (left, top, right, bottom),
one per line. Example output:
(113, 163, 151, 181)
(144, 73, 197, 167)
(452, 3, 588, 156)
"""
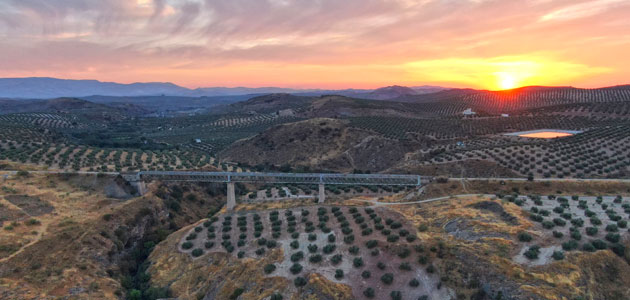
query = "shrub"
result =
(264, 264, 276, 274)
(363, 287, 375, 298)
(290, 251, 305, 262)
(270, 293, 283, 300)
(562, 240, 579, 251)
(553, 218, 566, 226)
(361, 270, 371, 278)
(409, 278, 420, 287)
(191, 248, 204, 257)
(606, 233, 621, 243)
(592, 239, 607, 250)
(387, 235, 400, 243)
(606, 224, 619, 232)
(323, 244, 336, 254)
(586, 227, 598, 236)
(381, 273, 394, 284)
(418, 255, 429, 265)
(399, 262, 411, 271)
(366, 240, 378, 249)
(334, 269, 344, 279)
(294, 277, 307, 287)
(518, 232, 532, 242)
(610, 243, 626, 257)
(327, 234, 336, 243)
(552, 251, 565, 260)
(331, 254, 342, 265)
(309, 254, 322, 263)
(582, 243, 596, 252)
(353, 257, 364, 268)
(390, 291, 402, 300)
(182, 242, 193, 250)
(290, 263, 303, 274)
(290, 240, 300, 249)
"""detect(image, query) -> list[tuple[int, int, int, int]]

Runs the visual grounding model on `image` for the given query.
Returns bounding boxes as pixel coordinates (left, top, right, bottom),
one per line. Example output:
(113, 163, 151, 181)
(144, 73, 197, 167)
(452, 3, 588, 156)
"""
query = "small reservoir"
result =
(504, 129, 582, 139)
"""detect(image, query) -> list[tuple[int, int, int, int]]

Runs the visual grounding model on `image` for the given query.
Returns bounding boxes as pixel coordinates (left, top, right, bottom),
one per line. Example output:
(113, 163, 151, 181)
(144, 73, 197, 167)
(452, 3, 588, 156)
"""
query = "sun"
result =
(498, 73, 517, 90)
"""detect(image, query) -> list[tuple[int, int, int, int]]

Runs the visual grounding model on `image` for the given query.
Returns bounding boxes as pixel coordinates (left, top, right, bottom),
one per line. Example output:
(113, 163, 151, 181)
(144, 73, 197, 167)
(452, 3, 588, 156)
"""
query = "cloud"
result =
(0, 0, 628, 88)
(540, 0, 629, 22)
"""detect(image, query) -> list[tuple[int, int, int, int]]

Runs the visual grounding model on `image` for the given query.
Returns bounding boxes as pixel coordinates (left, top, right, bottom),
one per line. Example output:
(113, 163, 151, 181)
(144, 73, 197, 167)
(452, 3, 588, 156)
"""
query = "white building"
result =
(462, 108, 476, 115)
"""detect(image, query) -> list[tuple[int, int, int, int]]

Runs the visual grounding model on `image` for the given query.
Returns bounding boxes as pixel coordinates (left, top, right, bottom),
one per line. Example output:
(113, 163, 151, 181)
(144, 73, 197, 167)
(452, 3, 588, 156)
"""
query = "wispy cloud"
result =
(540, 0, 629, 22)
(0, 0, 628, 88)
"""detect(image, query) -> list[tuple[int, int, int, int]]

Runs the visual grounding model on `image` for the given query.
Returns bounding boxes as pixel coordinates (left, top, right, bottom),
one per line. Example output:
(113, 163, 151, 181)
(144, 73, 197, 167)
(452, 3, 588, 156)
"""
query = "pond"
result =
(504, 129, 582, 139)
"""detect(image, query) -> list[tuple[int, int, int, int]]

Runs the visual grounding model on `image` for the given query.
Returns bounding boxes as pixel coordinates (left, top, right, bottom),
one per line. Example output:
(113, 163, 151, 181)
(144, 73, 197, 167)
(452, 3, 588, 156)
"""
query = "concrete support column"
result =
(318, 184, 325, 203)
(227, 182, 236, 211)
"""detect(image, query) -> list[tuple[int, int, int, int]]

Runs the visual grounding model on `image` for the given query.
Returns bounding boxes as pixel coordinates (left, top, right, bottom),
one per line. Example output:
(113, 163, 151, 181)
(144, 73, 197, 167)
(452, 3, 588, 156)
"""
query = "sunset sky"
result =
(1, 0, 629, 90)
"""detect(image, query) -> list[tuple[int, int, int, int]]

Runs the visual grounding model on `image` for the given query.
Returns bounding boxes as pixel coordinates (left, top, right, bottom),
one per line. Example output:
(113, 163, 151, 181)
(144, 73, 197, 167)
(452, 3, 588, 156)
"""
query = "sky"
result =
(0, 0, 629, 90)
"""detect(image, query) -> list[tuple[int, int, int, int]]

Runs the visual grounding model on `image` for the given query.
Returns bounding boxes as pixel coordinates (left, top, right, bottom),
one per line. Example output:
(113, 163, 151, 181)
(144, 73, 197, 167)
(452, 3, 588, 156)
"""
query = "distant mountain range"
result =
(0, 77, 447, 99)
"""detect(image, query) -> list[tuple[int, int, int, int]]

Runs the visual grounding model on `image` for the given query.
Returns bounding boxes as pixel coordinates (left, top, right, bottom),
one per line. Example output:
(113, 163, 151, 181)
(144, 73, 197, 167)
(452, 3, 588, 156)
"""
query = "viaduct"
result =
(122, 171, 424, 211)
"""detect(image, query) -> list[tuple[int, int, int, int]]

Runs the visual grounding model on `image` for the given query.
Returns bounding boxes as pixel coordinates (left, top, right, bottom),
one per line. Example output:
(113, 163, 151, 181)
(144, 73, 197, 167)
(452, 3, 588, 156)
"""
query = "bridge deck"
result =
(129, 171, 422, 186)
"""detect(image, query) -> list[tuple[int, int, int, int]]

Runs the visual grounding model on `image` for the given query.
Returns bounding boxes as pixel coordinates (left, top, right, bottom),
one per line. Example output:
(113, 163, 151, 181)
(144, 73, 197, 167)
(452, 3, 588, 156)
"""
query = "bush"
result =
(363, 287, 375, 298)
(582, 243, 596, 252)
(409, 278, 420, 287)
(518, 232, 532, 242)
(552, 251, 565, 260)
(191, 248, 204, 257)
(586, 227, 598, 236)
(182, 242, 193, 250)
(562, 240, 579, 251)
(270, 293, 283, 300)
(290, 263, 303, 274)
(353, 257, 364, 268)
(335, 269, 344, 279)
(591, 239, 607, 250)
(418, 255, 429, 265)
(327, 234, 336, 243)
(291, 251, 304, 262)
(309, 254, 322, 263)
(290, 240, 299, 249)
(331, 254, 342, 265)
(381, 273, 394, 284)
(390, 291, 402, 300)
(606, 224, 619, 232)
(610, 243, 626, 257)
(399, 262, 411, 271)
(294, 276, 307, 287)
(605, 233, 621, 243)
(264, 264, 276, 274)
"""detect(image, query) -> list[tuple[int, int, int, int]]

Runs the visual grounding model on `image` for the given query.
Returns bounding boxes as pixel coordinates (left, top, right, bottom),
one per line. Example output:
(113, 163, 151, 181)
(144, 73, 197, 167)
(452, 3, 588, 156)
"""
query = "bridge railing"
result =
(135, 171, 422, 186)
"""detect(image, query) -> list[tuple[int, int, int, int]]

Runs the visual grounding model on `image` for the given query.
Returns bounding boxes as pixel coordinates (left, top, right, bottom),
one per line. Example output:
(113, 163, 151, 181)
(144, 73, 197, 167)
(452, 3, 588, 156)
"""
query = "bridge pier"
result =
(318, 184, 325, 203)
(227, 182, 236, 211)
